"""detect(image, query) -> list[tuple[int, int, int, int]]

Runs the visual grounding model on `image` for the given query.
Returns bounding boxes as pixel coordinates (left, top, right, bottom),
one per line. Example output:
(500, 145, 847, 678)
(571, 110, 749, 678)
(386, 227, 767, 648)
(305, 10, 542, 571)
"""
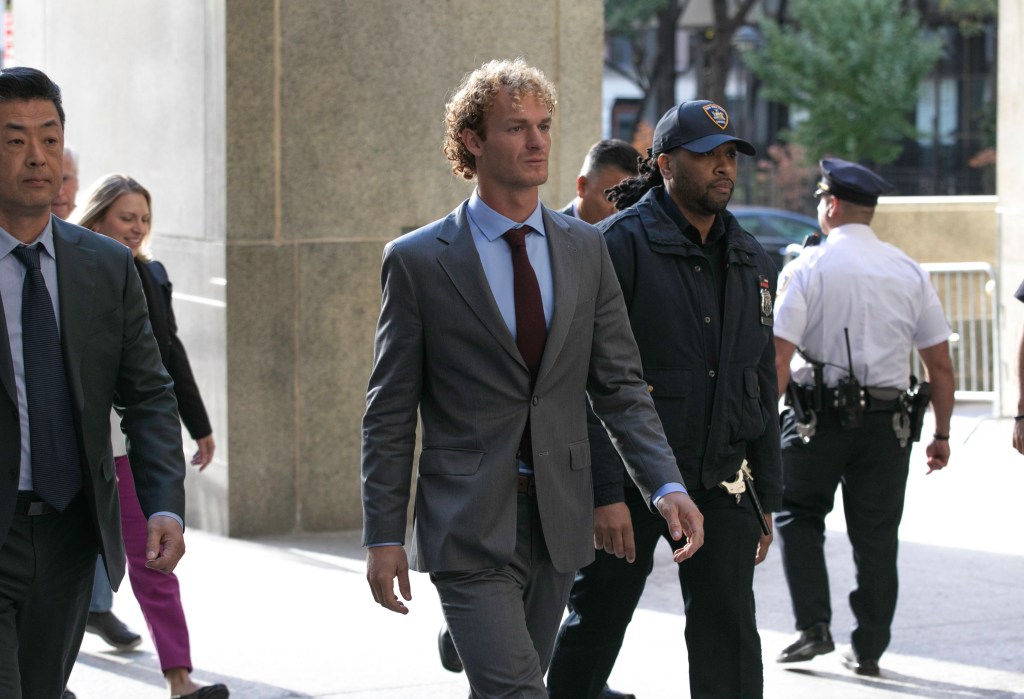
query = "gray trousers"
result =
(432, 492, 575, 699)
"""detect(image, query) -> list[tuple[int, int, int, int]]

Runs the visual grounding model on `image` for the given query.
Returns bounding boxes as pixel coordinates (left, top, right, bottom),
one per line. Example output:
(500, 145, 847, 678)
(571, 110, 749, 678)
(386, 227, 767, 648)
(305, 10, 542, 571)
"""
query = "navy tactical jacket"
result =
(590, 187, 783, 511)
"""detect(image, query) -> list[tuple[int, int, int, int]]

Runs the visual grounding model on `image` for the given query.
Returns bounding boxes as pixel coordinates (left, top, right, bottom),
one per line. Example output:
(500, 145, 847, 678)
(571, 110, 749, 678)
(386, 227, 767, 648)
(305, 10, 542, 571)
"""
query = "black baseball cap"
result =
(652, 100, 756, 157)
(815, 158, 894, 207)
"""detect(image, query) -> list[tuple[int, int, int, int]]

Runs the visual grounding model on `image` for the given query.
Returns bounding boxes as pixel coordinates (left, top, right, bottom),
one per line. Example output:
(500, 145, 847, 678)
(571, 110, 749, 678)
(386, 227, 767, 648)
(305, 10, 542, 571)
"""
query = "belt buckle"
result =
(517, 474, 536, 496)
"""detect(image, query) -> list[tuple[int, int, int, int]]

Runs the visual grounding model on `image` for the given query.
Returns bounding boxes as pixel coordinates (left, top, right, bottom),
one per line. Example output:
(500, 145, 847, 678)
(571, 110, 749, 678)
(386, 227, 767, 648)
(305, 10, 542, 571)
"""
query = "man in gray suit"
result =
(362, 58, 704, 698)
(0, 67, 186, 697)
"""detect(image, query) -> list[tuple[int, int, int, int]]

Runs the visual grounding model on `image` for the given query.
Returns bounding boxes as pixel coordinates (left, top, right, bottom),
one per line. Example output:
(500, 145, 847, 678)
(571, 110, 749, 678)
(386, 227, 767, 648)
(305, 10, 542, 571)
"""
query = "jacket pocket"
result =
(732, 367, 767, 442)
(645, 369, 698, 463)
(569, 439, 590, 471)
(418, 448, 483, 476)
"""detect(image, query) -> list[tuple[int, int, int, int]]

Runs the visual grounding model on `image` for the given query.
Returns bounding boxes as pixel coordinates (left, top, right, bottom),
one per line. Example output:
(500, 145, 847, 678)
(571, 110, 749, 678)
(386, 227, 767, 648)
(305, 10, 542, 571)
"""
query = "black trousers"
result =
(0, 491, 97, 699)
(547, 485, 763, 699)
(774, 409, 911, 661)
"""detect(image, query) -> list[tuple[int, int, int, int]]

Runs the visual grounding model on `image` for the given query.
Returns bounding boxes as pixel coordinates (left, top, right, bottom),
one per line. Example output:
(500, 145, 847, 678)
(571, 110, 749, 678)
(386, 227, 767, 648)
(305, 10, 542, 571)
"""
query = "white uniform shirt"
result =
(774, 223, 950, 389)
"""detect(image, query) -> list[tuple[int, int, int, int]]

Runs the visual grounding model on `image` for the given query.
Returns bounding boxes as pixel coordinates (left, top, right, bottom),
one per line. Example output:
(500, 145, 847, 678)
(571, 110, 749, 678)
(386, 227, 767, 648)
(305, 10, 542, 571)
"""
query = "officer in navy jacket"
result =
(548, 101, 782, 699)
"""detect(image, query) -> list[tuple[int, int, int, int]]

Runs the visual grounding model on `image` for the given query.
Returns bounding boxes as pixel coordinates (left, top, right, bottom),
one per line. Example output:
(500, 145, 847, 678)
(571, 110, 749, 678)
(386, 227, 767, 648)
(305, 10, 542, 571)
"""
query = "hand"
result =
(366, 545, 412, 614)
(144, 514, 185, 573)
(1014, 421, 1024, 456)
(594, 502, 636, 562)
(925, 437, 950, 474)
(655, 492, 703, 562)
(754, 516, 773, 565)
(191, 434, 216, 470)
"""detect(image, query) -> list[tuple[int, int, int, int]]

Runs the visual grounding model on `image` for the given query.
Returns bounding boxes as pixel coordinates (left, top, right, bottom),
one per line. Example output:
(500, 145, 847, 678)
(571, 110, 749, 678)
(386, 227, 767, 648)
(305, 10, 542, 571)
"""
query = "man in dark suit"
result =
(558, 139, 640, 225)
(362, 58, 704, 698)
(0, 67, 186, 698)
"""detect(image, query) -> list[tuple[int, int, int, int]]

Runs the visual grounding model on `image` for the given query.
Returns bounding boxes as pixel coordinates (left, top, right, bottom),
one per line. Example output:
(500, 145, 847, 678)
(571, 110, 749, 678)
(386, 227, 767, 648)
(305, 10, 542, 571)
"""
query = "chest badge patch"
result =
(758, 275, 773, 326)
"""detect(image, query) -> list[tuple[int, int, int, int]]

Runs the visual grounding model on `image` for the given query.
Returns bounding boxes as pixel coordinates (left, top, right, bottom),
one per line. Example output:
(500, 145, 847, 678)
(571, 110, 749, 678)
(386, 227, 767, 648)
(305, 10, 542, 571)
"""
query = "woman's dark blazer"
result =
(135, 259, 212, 440)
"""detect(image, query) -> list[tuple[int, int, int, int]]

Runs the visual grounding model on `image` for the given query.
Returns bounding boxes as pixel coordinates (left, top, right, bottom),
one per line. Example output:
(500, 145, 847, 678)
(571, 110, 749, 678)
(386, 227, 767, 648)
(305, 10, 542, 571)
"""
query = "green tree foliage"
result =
(933, 0, 997, 36)
(743, 0, 943, 165)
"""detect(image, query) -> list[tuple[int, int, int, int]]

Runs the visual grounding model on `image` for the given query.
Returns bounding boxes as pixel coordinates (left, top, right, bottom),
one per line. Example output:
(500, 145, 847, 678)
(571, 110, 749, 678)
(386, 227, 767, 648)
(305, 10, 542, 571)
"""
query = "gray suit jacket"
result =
(0, 217, 186, 587)
(361, 201, 679, 574)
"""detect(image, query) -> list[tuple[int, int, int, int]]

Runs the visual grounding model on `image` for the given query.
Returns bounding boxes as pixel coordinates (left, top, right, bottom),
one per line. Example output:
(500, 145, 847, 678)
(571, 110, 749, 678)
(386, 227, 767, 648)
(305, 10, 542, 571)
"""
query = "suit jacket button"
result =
(531, 396, 540, 406)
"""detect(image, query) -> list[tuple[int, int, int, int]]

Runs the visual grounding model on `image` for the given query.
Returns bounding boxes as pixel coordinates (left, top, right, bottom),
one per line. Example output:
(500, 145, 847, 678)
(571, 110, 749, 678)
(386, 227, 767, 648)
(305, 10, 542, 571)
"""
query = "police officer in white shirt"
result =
(772, 158, 955, 677)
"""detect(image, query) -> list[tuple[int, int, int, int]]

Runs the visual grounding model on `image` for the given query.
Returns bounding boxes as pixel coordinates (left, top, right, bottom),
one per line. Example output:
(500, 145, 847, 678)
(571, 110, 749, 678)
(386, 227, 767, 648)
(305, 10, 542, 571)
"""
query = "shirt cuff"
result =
(651, 482, 687, 507)
(150, 511, 184, 530)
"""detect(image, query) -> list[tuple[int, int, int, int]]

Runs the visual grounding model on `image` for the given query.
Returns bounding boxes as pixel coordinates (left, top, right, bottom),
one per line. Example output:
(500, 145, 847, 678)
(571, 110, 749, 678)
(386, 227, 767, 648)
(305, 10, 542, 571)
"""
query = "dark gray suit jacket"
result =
(361, 201, 679, 574)
(0, 217, 186, 588)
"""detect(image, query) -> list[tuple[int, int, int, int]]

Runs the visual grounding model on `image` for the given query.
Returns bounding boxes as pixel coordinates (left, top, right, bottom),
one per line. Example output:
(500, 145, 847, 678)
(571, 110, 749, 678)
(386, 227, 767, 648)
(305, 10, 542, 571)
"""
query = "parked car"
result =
(731, 206, 820, 272)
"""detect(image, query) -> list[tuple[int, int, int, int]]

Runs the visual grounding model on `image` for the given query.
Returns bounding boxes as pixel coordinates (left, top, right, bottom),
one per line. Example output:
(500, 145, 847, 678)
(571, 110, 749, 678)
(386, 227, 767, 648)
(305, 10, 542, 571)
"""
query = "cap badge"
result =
(703, 103, 729, 130)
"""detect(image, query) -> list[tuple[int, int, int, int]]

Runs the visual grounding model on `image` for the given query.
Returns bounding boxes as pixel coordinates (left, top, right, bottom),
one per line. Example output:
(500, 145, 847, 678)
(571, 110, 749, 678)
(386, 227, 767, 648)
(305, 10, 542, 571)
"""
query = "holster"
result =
(905, 379, 932, 442)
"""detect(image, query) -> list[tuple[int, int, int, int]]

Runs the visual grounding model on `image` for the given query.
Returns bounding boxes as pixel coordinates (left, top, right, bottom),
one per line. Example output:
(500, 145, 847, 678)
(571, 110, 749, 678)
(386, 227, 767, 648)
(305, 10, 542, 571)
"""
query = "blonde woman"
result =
(74, 174, 227, 699)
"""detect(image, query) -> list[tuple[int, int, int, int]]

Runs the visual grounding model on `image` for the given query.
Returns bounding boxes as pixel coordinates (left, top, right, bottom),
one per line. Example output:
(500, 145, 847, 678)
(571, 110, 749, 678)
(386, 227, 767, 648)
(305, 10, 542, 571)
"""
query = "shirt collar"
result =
(655, 186, 725, 247)
(825, 223, 876, 245)
(467, 189, 546, 242)
(0, 217, 55, 261)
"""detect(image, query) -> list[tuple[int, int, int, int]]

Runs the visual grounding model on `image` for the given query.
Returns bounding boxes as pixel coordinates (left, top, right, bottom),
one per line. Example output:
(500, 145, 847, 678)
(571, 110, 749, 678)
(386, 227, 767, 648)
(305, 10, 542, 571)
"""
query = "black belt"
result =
(800, 386, 904, 413)
(517, 474, 536, 496)
(15, 492, 56, 516)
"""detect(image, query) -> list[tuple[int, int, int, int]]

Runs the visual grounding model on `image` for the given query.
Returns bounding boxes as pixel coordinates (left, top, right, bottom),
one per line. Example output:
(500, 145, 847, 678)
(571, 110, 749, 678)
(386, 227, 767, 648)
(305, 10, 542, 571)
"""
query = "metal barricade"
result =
(913, 262, 999, 408)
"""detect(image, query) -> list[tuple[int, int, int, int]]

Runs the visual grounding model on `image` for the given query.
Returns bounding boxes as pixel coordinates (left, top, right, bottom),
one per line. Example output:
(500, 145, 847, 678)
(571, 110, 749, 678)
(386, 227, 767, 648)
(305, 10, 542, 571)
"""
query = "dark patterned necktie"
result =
(12, 245, 82, 510)
(502, 227, 547, 468)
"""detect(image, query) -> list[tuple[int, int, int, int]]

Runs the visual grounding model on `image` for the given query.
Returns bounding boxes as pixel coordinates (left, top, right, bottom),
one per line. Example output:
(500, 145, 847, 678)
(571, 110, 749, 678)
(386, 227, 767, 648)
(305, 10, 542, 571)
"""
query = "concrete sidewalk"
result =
(68, 408, 1024, 698)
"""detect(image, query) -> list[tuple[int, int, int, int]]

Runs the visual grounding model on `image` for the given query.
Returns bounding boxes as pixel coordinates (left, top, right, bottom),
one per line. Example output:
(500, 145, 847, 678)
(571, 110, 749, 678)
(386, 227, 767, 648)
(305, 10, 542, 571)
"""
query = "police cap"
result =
(815, 157, 894, 207)
(652, 100, 756, 157)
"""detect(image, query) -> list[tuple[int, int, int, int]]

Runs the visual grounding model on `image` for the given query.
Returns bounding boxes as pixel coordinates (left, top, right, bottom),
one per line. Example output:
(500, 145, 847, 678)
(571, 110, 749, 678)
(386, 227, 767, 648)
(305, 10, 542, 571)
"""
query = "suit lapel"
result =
(536, 207, 580, 385)
(436, 203, 523, 367)
(53, 219, 97, 414)
(0, 292, 13, 406)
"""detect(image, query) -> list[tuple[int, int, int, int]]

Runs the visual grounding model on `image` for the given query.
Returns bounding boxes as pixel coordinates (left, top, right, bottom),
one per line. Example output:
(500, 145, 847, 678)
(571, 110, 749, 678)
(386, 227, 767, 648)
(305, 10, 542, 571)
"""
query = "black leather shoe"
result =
(776, 622, 835, 663)
(62, 689, 76, 699)
(437, 625, 463, 673)
(841, 650, 880, 676)
(172, 684, 230, 699)
(601, 686, 637, 699)
(85, 611, 142, 651)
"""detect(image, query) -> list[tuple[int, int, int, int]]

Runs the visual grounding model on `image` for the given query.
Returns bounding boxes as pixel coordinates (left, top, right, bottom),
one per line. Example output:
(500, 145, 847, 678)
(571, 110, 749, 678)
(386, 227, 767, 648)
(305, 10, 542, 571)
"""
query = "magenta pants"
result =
(115, 455, 191, 672)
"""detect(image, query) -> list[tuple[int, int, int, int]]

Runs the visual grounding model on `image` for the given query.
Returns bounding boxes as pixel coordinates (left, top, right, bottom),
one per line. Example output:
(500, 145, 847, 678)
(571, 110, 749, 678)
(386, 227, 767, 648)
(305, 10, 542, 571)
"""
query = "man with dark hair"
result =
(547, 101, 782, 699)
(0, 66, 186, 697)
(361, 58, 704, 698)
(559, 139, 641, 225)
(773, 158, 954, 677)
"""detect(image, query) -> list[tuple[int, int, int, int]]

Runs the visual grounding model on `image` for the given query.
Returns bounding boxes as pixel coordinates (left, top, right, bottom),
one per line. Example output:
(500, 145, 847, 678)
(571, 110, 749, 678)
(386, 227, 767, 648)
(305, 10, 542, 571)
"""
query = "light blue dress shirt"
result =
(0, 222, 58, 492)
(467, 190, 553, 335)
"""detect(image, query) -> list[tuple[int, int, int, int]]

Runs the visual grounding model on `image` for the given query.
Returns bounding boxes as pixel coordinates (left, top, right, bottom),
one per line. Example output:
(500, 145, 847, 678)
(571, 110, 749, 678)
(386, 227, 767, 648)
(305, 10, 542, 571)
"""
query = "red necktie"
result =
(502, 227, 547, 468)
(502, 227, 547, 380)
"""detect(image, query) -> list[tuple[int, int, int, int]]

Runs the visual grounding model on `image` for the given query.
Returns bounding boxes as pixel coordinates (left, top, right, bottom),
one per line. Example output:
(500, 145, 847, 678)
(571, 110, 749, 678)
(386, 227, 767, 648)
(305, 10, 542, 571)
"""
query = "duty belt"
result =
(799, 385, 904, 413)
(792, 384, 915, 447)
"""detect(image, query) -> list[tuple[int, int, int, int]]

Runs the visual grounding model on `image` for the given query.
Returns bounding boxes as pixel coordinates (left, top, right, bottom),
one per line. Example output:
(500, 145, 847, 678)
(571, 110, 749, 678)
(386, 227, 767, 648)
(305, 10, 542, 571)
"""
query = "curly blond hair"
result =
(443, 58, 558, 180)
